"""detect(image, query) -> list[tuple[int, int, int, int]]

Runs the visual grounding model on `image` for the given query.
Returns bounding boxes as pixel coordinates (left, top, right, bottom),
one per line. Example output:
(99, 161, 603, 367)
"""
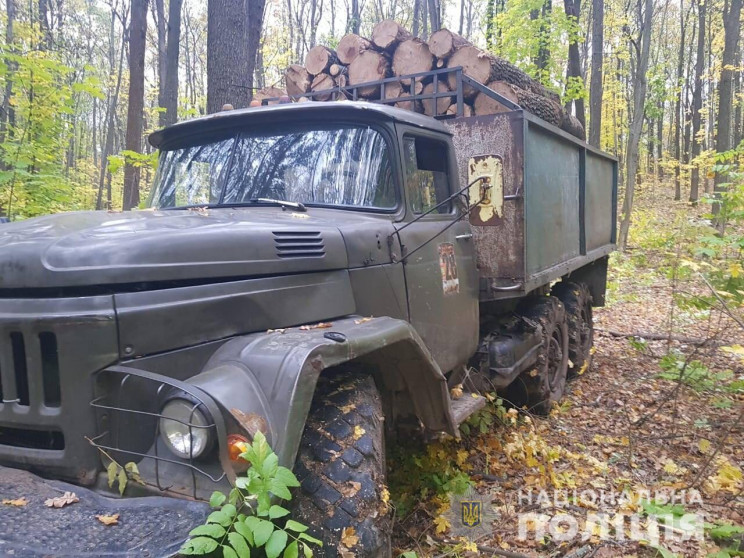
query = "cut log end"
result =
(337, 33, 373, 65)
(348, 50, 391, 98)
(429, 28, 470, 59)
(392, 38, 434, 77)
(285, 64, 311, 97)
(371, 19, 413, 51)
(306, 45, 338, 76)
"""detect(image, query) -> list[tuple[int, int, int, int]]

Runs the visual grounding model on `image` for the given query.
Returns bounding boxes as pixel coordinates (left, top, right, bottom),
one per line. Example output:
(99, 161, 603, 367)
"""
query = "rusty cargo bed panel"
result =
(446, 110, 617, 301)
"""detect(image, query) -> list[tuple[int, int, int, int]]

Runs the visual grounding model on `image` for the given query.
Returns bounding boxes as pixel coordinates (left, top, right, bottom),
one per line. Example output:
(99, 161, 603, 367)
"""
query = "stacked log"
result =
(281, 22, 585, 139)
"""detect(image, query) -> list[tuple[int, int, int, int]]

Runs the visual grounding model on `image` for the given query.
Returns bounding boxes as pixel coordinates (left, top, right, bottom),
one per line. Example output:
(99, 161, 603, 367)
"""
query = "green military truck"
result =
(0, 68, 616, 556)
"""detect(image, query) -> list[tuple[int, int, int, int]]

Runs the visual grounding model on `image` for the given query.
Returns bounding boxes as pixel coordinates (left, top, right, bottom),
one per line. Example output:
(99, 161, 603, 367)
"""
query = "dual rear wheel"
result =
(506, 281, 594, 414)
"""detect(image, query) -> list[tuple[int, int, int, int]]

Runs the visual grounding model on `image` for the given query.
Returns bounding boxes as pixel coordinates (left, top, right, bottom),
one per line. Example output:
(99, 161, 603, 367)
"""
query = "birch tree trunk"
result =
(618, 0, 653, 250)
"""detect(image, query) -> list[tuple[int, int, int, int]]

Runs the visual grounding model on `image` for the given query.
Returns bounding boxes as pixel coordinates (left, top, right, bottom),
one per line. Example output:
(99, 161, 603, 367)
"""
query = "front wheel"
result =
(291, 372, 390, 558)
(552, 281, 594, 378)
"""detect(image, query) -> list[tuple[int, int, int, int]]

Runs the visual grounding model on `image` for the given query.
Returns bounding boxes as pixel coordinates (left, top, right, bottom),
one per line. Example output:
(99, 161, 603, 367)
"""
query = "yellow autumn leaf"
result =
(340, 526, 359, 548)
(95, 513, 119, 525)
(698, 439, 711, 453)
(434, 515, 450, 534)
(663, 459, 680, 475)
(450, 384, 463, 399)
(352, 425, 365, 440)
(2, 497, 28, 507)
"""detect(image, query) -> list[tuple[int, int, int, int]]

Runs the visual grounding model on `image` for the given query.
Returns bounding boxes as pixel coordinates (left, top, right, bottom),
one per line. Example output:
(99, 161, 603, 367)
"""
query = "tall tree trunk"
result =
(485, 0, 494, 49)
(413, 0, 420, 36)
(588, 0, 603, 146)
(0, 0, 16, 157)
(618, 0, 653, 249)
(689, 0, 705, 204)
(532, 0, 551, 81)
(163, 0, 182, 126)
(564, 0, 585, 126)
(458, 0, 465, 35)
(154, 0, 167, 126)
(712, 0, 743, 222)
(207, 0, 264, 112)
(673, 0, 686, 200)
(350, 0, 360, 34)
(427, 0, 441, 32)
(122, 0, 147, 210)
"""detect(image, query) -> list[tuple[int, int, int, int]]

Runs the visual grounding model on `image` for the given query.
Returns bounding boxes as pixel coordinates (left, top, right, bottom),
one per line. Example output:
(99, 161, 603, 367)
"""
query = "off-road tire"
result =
(552, 281, 594, 378)
(512, 296, 569, 415)
(291, 372, 390, 558)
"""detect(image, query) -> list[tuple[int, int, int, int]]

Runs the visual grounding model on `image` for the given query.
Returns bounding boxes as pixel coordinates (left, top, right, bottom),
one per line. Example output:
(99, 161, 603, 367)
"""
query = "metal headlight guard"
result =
(90, 366, 235, 500)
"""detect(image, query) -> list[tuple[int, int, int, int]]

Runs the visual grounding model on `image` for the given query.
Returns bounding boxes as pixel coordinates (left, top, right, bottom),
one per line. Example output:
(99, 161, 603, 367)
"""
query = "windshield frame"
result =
(149, 120, 403, 215)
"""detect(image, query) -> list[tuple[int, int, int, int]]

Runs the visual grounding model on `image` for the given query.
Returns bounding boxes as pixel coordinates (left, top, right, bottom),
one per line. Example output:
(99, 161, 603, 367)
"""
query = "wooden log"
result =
(305, 45, 338, 75)
(473, 85, 512, 116)
(392, 38, 434, 77)
(371, 20, 412, 51)
(446, 103, 474, 117)
(253, 86, 286, 105)
(428, 28, 470, 59)
(336, 73, 348, 88)
(285, 64, 311, 97)
(310, 73, 336, 101)
(561, 112, 586, 140)
(446, 46, 560, 103)
(348, 50, 391, 97)
(329, 63, 347, 77)
(337, 34, 374, 65)
(382, 80, 405, 100)
(490, 81, 562, 126)
(422, 81, 452, 116)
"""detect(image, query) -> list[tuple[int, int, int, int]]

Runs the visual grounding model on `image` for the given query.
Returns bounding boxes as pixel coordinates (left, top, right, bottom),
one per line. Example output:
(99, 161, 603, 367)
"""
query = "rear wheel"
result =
(291, 372, 390, 558)
(509, 296, 569, 414)
(552, 281, 594, 378)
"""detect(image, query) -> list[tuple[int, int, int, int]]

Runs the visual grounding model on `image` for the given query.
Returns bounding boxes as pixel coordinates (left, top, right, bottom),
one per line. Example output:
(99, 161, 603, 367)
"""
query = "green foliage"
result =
(180, 432, 320, 558)
(0, 22, 104, 219)
(657, 352, 734, 393)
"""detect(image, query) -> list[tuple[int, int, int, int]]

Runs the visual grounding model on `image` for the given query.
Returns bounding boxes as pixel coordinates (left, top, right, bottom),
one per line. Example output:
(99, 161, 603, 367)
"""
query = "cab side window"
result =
(403, 136, 451, 214)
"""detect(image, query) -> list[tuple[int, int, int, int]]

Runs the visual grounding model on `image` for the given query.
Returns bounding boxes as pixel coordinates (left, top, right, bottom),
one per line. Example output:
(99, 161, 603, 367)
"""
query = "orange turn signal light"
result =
(227, 434, 250, 462)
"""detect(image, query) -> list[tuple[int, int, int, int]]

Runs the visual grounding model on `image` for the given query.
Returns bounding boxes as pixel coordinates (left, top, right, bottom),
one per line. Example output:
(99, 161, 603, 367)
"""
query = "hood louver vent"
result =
(273, 231, 325, 258)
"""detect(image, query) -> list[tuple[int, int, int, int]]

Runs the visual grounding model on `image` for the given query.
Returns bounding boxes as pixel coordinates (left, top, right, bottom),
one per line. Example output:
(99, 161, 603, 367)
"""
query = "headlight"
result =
(159, 398, 213, 459)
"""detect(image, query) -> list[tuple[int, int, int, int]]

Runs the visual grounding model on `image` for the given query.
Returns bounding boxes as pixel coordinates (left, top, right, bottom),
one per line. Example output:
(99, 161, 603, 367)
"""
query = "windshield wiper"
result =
(248, 198, 307, 212)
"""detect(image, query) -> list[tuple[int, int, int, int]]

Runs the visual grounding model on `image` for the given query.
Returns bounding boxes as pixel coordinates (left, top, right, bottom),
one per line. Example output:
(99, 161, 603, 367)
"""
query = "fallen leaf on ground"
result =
(2, 497, 28, 506)
(354, 317, 373, 324)
(340, 526, 359, 548)
(95, 513, 119, 525)
(352, 425, 365, 440)
(44, 492, 79, 508)
(450, 384, 463, 399)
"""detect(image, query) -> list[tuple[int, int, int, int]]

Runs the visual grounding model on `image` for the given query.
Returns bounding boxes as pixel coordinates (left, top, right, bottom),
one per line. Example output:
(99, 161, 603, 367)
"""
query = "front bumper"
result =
(0, 465, 209, 557)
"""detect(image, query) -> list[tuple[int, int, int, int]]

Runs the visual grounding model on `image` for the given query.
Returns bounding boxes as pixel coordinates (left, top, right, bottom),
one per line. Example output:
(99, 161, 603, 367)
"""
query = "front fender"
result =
(200, 316, 457, 467)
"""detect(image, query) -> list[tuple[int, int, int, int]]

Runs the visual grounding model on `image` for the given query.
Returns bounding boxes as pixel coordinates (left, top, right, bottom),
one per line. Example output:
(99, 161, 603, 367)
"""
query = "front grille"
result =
(0, 296, 118, 483)
(1, 331, 60, 408)
(273, 231, 325, 258)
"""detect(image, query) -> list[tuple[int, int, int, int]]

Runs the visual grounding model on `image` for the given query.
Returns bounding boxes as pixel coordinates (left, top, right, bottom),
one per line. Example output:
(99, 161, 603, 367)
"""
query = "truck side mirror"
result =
(467, 155, 504, 225)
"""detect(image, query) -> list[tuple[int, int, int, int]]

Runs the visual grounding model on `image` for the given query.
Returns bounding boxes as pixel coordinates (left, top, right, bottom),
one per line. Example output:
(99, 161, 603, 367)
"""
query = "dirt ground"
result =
(391, 185, 744, 558)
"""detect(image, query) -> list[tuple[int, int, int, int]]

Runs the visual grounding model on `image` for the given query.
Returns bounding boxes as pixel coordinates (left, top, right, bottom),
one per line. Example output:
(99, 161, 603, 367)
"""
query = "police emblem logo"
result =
(443, 486, 499, 540)
(461, 500, 481, 528)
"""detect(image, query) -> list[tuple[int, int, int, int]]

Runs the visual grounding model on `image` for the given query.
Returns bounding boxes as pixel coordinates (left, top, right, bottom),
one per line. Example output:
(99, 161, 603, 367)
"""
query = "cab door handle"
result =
(455, 233, 473, 241)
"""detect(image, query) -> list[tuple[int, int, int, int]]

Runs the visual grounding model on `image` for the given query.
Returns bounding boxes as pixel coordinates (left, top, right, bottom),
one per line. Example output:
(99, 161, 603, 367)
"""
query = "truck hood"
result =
(0, 208, 355, 289)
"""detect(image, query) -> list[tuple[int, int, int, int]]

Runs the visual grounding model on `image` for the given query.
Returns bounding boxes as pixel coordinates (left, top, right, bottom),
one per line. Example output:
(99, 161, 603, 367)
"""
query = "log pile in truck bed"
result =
(279, 21, 585, 140)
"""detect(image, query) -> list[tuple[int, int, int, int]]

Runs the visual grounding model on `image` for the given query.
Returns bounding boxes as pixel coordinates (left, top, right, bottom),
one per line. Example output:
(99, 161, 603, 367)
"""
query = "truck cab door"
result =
(394, 129, 479, 374)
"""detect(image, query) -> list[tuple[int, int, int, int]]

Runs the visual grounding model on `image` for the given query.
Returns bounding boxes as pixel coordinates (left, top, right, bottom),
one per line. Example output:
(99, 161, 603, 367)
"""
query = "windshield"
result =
(149, 125, 396, 210)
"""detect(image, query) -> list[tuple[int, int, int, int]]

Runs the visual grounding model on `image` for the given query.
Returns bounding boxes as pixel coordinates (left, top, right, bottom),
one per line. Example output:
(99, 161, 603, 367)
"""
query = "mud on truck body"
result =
(0, 68, 617, 557)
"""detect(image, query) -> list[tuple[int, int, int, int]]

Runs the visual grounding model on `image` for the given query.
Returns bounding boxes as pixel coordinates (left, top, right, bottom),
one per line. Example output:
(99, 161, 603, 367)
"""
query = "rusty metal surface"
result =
(445, 112, 526, 293)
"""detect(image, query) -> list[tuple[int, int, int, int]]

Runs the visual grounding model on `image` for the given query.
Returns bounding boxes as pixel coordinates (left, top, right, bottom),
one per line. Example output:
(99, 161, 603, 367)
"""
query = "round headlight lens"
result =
(159, 399, 211, 459)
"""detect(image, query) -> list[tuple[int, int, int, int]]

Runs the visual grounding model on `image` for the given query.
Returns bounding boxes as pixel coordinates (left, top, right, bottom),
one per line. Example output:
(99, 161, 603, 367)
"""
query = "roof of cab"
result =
(148, 101, 451, 148)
